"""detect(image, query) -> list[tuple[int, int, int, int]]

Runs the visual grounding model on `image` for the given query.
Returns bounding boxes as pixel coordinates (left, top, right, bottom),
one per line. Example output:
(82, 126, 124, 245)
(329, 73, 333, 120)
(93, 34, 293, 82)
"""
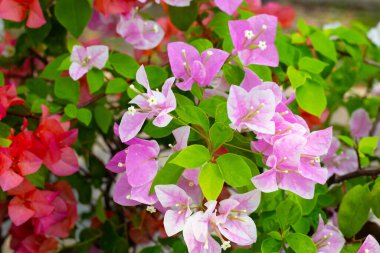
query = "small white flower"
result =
(128, 106, 137, 116)
(364, 249, 370, 253)
(221, 241, 231, 250)
(126, 194, 132, 199)
(153, 24, 159, 33)
(206, 50, 213, 56)
(244, 30, 254, 40)
(258, 40, 267, 50)
(147, 95, 158, 106)
(146, 205, 156, 213)
(262, 24, 267, 30)
(367, 22, 380, 47)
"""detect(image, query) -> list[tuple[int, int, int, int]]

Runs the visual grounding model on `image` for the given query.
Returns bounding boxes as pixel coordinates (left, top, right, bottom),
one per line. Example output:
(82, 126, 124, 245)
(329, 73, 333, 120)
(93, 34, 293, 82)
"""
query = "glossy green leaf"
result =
(54, 77, 80, 104)
(168, 2, 198, 31)
(55, 0, 92, 38)
(199, 162, 224, 200)
(309, 31, 337, 62)
(170, 145, 210, 169)
(338, 185, 371, 237)
(217, 154, 252, 187)
(276, 199, 302, 230)
(209, 122, 233, 150)
(109, 53, 139, 79)
(64, 104, 77, 118)
(261, 238, 282, 253)
(299, 57, 328, 74)
(287, 66, 308, 89)
(94, 105, 113, 134)
(87, 69, 104, 94)
(106, 78, 128, 94)
(358, 136, 379, 156)
(286, 233, 316, 253)
(296, 79, 326, 117)
(77, 108, 92, 126)
(190, 39, 213, 53)
(176, 105, 209, 131)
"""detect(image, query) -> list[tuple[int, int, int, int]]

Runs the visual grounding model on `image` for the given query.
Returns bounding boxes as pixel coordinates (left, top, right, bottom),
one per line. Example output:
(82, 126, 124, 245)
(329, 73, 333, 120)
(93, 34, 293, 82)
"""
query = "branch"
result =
(364, 59, 380, 68)
(329, 169, 380, 184)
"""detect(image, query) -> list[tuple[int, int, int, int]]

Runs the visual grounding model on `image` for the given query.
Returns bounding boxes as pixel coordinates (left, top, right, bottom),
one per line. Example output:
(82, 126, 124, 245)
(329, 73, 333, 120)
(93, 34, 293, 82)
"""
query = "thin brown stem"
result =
(329, 169, 380, 184)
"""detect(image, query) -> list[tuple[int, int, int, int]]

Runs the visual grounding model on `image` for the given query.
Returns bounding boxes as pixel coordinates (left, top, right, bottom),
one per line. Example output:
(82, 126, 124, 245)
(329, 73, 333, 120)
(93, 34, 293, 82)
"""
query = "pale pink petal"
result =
(119, 112, 149, 143)
(69, 62, 88, 81)
(358, 235, 380, 253)
(87, 45, 109, 69)
(350, 108, 372, 138)
(251, 169, 278, 193)
(155, 184, 191, 208)
(230, 189, 261, 214)
(215, 0, 243, 15)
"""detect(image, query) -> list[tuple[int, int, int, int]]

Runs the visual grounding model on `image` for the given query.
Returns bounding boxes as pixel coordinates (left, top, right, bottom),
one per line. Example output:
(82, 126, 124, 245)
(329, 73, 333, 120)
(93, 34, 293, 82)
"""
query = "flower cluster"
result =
(8, 180, 77, 252)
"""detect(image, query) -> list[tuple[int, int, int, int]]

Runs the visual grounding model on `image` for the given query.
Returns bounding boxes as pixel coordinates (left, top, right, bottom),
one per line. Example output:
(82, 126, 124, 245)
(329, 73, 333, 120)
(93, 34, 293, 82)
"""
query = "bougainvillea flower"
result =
(0, 0, 46, 28)
(167, 42, 229, 91)
(119, 65, 176, 142)
(94, 0, 134, 15)
(33, 105, 79, 176)
(8, 180, 78, 238)
(155, 184, 194, 236)
(227, 85, 276, 134)
(183, 201, 221, 253)
(215, 190, 260, 245)
(139, 0, 192, 6)
(117, 9, 164, 50)
(7, 180, 56, 226)
(229, 14, 279, 66)
(312, 215, 345, 253)
(215, 0, 243, 15)
(323, 137, 357, 177)
(252, 129, 332, 199)
(33, 181, 78, 238)
(358, 234, 380, 253)
(125, 138, 160, 187)
(10, 222, 58, 253)
(0, 131, 42, 191)
(69, 45, 109, 81)
(0, 84, 25, 120)
(349, 108, 372, 138)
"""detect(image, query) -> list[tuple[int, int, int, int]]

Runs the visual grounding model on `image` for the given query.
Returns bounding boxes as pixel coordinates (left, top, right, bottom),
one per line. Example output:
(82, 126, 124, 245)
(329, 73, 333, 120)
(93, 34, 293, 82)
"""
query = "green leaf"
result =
(145, 66, 168, 89)
(247, 65, 272, 81)
(64, 104, 77, 119)
(0, 72, 4, 86)
(223, 64, 245, 85)
(87, 69, 104, 94)
(55, 0, 92, 38)
(0, 138, 12, 148)
(54, 77, 80, 104)
(58, 56, 71, 71)
(199, 162, 224, 200)
(25, 167, 48, 188)
(0, 122, 11, 138)
(338, 135, 354, 148)
(338, 185, 371, 237)
(298, 57, 328, 74)
(292, 217, 310, 234)
(286, 233, 316, 253)
(217, 154, 252, 187)
(94, 105, 113, 134)
(40, 54, 69, 80)
(150, 153, 185, 193)
(77, 108, 92, 126)
(209, 12, 232, 39)
(296, 79, 326, 117)
(358, 136, 379, 156)
(209, 122, 233, 150)
(371, 181, 380, 218)
(96, 196, 106, 222)
(176, 105, 209, 131)
(215, 102, 230, 124)
(199, 96, 226, 118)
(287, 66, 308, 89)
(109, 53, 139, 79)
(106, 78, 128, 94)
(261, 238, 282, 253)
(297, 19, 311, 36)
(190, 39, 213, 53)
(170, 145, 210, 169)
(276, 199, 302, 230)
(168, 2, 198, 31)
(309, 31, 337, 62)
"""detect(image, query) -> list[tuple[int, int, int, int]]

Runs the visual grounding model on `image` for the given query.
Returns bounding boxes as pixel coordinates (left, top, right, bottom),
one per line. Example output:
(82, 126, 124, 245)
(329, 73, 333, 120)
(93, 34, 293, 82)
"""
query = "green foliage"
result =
(168, 2, 198, 31)
(338, 185, 371, 237)
(170, 145, 210, 168)
(296, 79, 326, 116)
(199, 162, 224, 200)
(276, 199, 302, 230)
(216, 153, 252, 187)
(286, 233, 317, 253)
(55, 0, 92, 38)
